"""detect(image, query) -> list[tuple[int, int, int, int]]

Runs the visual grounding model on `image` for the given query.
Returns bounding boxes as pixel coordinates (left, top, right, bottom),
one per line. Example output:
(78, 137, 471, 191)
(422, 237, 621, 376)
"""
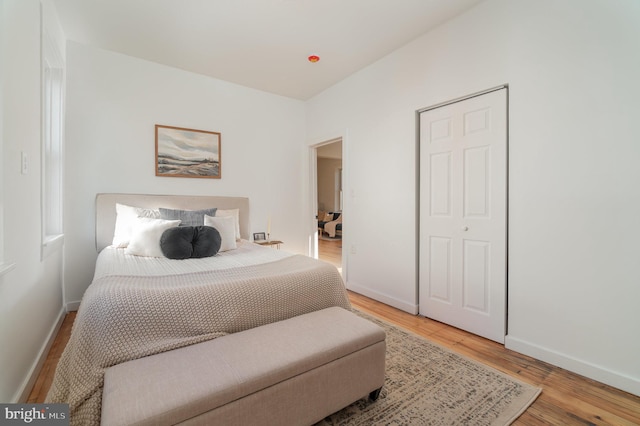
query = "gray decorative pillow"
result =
(160, 226, 221, 259)
(159, 207, 217, 227)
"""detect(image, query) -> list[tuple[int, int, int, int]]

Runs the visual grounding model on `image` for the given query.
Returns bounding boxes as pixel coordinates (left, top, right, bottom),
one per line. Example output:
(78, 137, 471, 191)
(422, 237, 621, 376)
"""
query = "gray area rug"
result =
(317, 310, 541, 425)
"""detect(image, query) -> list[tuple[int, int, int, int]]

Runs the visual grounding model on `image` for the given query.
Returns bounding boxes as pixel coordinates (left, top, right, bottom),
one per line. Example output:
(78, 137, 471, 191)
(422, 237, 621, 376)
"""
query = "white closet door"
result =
(419, 88, 507, 343)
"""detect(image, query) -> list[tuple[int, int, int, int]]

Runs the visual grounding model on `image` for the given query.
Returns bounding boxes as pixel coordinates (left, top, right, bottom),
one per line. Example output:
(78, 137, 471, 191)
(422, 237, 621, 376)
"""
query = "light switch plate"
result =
(21, 151, 28, 174)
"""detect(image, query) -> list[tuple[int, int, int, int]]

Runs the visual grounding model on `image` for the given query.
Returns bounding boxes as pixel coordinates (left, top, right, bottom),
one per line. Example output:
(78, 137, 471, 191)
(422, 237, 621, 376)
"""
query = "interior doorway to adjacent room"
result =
(312, 138, 343, 272)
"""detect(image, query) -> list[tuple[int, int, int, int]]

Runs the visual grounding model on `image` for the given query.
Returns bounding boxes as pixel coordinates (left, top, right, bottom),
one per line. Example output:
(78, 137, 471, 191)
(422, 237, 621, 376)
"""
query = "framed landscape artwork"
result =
(155, 125, 221, 179)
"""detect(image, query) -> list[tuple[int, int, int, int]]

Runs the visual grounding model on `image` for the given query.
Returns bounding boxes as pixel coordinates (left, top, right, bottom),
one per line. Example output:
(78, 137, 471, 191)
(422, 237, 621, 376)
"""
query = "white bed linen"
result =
(94, 240, 292, 279)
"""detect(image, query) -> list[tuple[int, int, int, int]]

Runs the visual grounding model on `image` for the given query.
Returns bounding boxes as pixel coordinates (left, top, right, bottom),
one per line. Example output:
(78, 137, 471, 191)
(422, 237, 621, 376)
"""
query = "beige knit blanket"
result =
(46, 255, 351, 425)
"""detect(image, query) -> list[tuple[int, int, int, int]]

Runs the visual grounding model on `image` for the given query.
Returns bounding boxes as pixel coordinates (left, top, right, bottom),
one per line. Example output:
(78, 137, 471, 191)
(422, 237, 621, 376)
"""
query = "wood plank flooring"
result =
(318, 237, 342, 270)
(28, 244, 640, 424)
(27, 311, 76, 403)
(349, 292, 640, 425)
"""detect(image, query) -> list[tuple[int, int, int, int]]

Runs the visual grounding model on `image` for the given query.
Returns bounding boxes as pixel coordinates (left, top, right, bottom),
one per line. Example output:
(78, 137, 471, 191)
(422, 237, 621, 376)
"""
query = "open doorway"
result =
(314, 139, 343, 271)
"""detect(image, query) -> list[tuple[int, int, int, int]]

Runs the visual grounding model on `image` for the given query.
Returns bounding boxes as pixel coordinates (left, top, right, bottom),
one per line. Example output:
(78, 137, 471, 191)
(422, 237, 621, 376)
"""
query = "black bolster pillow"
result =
(160, 226, 221, 259)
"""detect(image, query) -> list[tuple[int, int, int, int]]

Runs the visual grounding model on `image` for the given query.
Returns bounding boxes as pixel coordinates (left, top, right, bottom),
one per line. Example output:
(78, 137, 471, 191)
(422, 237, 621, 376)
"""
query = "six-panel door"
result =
(419, 88, 507, 343)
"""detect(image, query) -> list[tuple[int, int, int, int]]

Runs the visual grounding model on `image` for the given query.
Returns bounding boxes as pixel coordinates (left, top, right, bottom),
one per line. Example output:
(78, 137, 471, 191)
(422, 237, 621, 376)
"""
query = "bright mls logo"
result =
(0, 404, 68, 425)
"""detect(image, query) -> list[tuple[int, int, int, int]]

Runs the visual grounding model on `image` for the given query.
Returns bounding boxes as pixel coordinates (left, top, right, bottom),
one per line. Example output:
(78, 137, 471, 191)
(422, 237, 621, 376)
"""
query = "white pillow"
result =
(125, 218, 181, 257)
(215, 208, 241, 240)
(112, 203, 161, 248)
(204, 215, 237, 252)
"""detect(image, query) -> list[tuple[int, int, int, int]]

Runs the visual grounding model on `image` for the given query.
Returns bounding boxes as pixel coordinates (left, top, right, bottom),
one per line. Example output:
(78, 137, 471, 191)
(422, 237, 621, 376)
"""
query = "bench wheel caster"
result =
(369, 387, 382, 401)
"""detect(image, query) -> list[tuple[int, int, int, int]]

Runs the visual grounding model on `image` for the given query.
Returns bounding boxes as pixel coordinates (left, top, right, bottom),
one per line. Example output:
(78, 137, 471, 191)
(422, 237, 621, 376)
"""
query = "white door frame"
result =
(308, 131, 349, 280)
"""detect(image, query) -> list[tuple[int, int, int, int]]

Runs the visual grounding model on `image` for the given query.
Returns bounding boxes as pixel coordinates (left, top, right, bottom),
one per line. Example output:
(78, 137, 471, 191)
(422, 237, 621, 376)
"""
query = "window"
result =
(41, 23, 64, 259)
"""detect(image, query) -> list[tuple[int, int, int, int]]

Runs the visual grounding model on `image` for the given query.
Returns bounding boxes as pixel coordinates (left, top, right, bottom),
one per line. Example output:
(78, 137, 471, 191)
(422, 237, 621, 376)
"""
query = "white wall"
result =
(63, 42, 307, 306)
(0, 0, 66, 402)
(305, 0, 640, 396)
(0, 0, 5, 271)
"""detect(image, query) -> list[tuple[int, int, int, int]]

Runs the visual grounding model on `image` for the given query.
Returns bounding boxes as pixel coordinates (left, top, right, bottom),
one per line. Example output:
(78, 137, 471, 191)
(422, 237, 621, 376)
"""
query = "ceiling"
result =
(52, 0, 483, 100)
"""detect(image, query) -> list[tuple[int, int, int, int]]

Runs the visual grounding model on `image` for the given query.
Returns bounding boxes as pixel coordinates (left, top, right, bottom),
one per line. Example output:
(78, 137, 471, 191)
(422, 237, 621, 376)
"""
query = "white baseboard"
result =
(506, 335, 640, 397)
(14, 306, 66, 403)
(66, 300, 81, 311)
(346, 282, 418, 315)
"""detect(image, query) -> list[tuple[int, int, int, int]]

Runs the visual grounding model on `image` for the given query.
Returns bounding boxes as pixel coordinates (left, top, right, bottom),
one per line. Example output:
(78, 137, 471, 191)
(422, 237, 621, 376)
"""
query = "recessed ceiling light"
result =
(308, 55, 320, 63)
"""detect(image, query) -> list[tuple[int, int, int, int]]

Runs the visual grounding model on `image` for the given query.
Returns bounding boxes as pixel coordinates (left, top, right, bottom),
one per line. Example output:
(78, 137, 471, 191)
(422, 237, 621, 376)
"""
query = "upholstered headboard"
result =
(95, 193, 250, 252)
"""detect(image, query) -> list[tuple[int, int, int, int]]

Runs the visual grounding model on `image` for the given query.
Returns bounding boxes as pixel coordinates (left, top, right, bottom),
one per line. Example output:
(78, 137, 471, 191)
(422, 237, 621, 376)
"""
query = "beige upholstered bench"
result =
(101, 307, 386, 426)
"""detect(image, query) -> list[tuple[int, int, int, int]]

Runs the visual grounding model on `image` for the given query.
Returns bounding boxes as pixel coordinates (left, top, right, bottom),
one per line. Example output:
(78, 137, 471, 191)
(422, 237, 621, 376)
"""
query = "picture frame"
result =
(155, 124, 221, 179)
(253, 232, 266, 241)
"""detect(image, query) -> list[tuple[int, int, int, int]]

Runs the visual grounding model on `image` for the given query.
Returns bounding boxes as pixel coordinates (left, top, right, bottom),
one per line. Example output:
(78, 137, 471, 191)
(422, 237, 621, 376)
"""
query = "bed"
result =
(47, 193, 351, 426)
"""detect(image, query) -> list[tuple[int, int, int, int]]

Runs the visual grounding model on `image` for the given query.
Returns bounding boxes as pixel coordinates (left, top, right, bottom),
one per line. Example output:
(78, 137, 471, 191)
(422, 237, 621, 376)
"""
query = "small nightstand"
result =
(254, 240, 283, 249)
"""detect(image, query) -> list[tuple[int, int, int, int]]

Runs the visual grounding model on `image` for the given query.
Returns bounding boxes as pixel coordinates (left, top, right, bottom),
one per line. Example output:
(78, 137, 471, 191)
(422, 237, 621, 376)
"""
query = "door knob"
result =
(462, 226, 469, 231)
